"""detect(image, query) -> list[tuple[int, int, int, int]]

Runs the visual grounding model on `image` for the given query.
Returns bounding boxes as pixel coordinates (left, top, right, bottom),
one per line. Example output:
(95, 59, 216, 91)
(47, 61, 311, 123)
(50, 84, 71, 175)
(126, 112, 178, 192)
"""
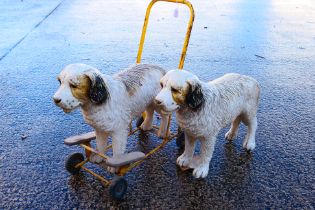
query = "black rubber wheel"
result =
(109, 176, 128, 200)
(136, 116, 144, 128)
(65, 153, 84, 175)
(176, 130, 185, 149)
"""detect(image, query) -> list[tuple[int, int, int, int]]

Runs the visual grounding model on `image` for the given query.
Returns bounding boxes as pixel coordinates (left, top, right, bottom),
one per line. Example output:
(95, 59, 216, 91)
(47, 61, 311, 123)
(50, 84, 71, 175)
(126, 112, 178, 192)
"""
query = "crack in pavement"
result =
(0, 0, 65, 62)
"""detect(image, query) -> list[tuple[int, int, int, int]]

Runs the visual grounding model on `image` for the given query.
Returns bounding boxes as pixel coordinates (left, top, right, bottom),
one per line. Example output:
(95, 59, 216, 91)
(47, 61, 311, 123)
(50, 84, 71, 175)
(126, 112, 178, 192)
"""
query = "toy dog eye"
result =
(171, 87, 180, 93)
(70, 83, 78, 89)
(57, 78, 61, 84)
(160, 83, 163, 88)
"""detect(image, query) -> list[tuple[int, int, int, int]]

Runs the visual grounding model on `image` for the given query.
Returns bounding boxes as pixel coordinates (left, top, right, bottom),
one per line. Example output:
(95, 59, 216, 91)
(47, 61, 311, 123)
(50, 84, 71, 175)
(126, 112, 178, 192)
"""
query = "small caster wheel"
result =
(65, 153, 84, 175)
(176, 130, 185, 149)
(136, 116, 144, 128)
(109, 176, 128, 200)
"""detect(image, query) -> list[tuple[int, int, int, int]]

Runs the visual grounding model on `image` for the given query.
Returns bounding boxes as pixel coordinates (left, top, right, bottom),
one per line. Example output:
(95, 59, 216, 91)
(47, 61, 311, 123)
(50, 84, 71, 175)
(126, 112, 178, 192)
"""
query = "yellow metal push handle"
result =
(136, 0, 195, 69)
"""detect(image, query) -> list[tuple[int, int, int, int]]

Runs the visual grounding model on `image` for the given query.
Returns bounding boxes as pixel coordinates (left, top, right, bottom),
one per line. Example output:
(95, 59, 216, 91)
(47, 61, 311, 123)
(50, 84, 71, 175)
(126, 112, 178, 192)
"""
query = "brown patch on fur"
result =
(172, 84, 189, 105)
(71, 76, 91, 102)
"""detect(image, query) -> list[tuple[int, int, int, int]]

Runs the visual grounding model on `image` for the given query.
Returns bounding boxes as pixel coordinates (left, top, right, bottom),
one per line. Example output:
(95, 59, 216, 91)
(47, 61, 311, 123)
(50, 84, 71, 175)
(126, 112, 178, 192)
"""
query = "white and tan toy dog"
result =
(155, 70, 260, 178)
(53, 63, 169, 171)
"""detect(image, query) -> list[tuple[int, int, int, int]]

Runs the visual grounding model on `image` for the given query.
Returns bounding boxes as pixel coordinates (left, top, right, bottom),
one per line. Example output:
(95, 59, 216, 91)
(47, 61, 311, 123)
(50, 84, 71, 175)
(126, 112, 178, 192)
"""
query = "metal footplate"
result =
(64, 132, 96, 146)
(103, 152, 145, 167)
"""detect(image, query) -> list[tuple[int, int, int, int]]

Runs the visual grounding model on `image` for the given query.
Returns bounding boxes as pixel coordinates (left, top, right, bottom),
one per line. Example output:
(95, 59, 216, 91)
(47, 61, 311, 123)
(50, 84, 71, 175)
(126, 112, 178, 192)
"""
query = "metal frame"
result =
(67, 0, 195, 190)
(136, 0, 195, 69)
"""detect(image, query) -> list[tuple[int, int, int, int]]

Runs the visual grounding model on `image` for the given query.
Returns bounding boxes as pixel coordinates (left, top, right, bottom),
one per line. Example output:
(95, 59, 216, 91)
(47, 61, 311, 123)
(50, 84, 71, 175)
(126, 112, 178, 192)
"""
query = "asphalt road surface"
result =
(0, 0, 314, 209)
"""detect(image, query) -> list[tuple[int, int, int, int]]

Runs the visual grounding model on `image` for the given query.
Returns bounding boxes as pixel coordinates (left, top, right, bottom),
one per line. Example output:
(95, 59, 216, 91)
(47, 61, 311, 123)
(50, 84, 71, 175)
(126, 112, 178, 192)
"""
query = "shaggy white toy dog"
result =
(155, 70, 260, 178)
(53, 63, 169, 170)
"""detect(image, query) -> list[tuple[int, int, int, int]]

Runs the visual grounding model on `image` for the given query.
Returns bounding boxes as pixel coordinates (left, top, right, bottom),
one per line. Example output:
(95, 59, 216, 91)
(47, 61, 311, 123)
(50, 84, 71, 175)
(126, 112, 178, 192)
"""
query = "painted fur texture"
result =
(155, 70, 260, 178)
(53, 63, 169, 172)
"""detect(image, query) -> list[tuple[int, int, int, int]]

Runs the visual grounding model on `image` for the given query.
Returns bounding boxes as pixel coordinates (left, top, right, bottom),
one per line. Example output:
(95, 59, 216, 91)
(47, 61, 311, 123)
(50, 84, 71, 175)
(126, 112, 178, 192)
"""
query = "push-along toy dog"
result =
(155, 70, 260, 178)
(53, 63, 169, 172)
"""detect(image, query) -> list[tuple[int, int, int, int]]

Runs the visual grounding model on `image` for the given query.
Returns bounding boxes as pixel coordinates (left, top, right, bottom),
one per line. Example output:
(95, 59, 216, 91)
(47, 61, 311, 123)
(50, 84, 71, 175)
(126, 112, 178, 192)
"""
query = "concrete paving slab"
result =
(0, 0, 64, 60)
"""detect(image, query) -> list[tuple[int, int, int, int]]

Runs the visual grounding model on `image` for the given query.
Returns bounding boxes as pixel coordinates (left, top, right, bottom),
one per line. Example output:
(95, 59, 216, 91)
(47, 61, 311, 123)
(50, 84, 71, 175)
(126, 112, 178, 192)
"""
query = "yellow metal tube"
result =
(83, 142, 92, 158)
(117, 129, 173, 176)
(75, 159, 89, 169)
(81, 166, 110, 186)
(136, 0, 195, 69)
(80, 144, 109, 160)
(117, 136, 171, 176)
(103, 144, 112, 153)
(128, 127, 140, 136)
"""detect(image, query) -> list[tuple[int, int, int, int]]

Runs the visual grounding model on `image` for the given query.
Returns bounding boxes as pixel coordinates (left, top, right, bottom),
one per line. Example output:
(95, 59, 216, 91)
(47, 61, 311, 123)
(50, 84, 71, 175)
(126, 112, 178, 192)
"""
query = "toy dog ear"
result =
(85, 71, 109, 104)
(185, 80, 204, 110)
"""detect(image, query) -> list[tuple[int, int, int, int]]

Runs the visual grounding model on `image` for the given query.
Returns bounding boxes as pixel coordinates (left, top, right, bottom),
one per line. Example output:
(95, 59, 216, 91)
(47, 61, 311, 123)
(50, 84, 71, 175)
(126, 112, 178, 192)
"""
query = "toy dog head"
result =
(53, 63, 109, 113)
(155, 70, 204, 113)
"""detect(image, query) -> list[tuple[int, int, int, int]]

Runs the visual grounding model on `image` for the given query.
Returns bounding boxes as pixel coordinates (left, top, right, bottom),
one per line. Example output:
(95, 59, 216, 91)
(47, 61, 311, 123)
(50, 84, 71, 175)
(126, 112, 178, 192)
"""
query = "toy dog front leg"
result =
(176, 132, 196, 168)
(140, 105, 154, 131)
(89, 130, 109, 163)
(107, 128, 128, 173)
(192, 135, 216, 178)
(157, 113, 170, 138)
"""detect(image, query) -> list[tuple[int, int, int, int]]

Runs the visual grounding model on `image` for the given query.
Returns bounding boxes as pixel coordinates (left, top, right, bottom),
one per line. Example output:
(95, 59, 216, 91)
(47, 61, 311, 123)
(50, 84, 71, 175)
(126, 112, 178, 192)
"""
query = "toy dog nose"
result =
(53, 97, 61, 104)
(155, 99, 162, 105)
